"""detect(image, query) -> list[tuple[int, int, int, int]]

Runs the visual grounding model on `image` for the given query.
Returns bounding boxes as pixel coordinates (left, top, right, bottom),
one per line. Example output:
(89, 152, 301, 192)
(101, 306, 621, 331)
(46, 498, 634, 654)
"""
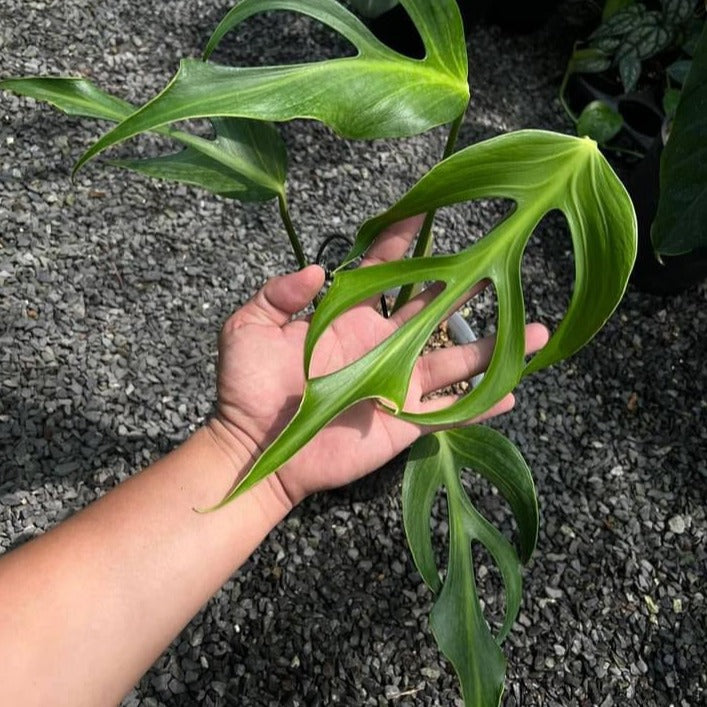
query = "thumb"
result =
(228, 265, 325, 329)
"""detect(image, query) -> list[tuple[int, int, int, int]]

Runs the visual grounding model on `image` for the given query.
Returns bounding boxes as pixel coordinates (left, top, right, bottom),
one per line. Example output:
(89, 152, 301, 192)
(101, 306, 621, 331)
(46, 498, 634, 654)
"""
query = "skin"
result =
(0, 217, 548, 706)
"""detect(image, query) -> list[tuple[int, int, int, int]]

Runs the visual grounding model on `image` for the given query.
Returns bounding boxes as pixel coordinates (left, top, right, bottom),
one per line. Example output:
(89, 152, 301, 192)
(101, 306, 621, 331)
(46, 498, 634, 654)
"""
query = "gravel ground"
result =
(1, 2, 705, 706)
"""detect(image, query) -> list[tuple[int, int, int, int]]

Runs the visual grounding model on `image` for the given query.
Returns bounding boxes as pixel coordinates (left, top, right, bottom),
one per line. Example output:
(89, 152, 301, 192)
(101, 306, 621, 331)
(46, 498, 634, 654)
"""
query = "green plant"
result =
(0, 0, 637, 703)
(560, 0, 703, 144)
(559, 0, 705, 261)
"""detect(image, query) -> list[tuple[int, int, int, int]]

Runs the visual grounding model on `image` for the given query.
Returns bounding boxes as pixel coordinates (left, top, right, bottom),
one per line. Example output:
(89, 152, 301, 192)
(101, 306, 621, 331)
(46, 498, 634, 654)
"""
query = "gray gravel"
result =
(1, 2, 705, 706)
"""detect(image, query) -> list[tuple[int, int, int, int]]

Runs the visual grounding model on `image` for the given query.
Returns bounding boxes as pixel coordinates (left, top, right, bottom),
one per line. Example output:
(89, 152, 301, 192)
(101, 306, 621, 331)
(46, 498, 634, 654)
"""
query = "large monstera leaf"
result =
(72, 0, 469, 173)
(0, 77, 287, 202)
(403, 426, 538, 706)
(211, 130, 637, 505)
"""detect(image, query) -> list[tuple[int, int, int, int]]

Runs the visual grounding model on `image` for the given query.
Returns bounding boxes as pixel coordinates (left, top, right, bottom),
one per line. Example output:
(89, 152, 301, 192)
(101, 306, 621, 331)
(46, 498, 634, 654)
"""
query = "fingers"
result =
(390, 279, 490, 328)
(359, 215, 425, 269)
(225, 265, 325, 330)
(417, 323, 550, 396)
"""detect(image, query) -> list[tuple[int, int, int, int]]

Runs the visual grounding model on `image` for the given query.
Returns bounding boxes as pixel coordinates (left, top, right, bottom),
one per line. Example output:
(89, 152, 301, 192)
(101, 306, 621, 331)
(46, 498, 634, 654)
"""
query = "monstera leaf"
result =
(72, 0, 469, 173)
(209, 129, 637, 506)
(403, 426, 538, 706)
(0, 77, 287, 201)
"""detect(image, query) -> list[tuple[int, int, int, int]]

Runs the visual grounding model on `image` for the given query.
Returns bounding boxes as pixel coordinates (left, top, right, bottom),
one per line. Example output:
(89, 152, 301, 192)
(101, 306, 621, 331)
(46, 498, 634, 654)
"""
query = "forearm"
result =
(0, 422, 292, 707)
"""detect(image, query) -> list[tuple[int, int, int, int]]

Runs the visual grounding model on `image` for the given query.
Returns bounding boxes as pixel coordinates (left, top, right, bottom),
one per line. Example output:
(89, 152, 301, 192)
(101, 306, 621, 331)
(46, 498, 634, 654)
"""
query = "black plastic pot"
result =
(619, 137, 707, 295)
(367, 0, 562, 58)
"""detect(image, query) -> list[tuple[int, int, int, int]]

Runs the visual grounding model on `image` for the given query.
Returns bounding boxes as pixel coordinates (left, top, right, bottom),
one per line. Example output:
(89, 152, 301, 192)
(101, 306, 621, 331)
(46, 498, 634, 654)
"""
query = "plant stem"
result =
(392, 112, 464, 314)
(277, 192, 307, 270)
(559, 66, 579, 125)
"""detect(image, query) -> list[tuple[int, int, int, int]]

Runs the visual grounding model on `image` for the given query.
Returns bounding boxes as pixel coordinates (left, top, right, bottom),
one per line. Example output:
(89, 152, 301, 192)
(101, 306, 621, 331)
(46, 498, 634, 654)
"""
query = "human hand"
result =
(210, 217, 549, 507)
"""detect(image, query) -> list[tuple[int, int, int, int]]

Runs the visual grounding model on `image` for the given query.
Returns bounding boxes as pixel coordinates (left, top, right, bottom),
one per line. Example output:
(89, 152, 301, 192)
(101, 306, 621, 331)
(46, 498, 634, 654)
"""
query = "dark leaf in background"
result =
(652, 22, 707, 255)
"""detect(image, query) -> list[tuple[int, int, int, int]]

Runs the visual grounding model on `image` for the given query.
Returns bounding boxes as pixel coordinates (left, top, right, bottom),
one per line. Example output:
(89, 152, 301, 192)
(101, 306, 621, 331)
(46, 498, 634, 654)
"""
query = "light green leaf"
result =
(0, 77, 287, 200)
(110, 117, 287, 201)
(662, 86, 681, 117)
(577, 100, 624, 143)
(403, 427, 538, 706)
(568, 47, 611, 74)
(347, 0, 399, 18)
(652, 21, 707, 255)
(212, 130, 636, 506)
(73, 0, 469, 173)
(0, 76, 135, 122)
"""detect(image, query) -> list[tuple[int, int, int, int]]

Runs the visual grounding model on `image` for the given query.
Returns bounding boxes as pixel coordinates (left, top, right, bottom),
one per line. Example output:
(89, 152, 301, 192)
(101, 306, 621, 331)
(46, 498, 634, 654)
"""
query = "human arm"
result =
(0, 217, 549, 706)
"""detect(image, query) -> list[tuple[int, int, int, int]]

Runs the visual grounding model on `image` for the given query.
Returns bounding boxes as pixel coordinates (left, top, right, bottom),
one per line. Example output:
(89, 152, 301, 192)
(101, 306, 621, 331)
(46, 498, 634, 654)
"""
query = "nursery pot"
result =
(620, 137, 707, 295)
(367, 0, 561, 57)
(567, 74, 707, 294)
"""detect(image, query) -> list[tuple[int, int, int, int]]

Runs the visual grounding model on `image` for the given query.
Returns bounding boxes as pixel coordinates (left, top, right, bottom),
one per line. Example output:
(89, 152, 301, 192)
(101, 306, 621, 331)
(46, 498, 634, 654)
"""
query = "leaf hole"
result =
(308, 279, 448, 381)
(471, 543, 506, 635)
(202, 10, 357, 66)
(521, 210, 575, 351)
(427, 199, 517, 256)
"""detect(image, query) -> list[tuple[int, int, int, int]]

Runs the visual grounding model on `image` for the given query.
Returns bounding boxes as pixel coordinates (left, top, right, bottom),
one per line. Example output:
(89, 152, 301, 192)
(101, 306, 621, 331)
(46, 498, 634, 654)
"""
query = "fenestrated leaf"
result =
(0, 76, 136, 121)
(403, 427, 538, 706)
(72, 0, 469, 173)
(0, 77, 288, 201)
(110, 117, 286, 201)
(211, 130, 636, 505)
(652, 21, 707, 255)
(577, 100, 624, 143)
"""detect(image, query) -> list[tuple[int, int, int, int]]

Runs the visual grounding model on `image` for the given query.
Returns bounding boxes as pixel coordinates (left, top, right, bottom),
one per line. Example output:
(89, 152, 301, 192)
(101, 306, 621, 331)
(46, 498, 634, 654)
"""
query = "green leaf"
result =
(568, 47, 612, 74)
(0, 76, 135, 122)
(403, 427, 538, 706)
(591, 3, 646, 40)
(603, 0, 636, 21)
(110, 117, 287, 201)
(619, 50, 642, 91)
(347, 0, 399, 18)
(667, 58, 692, 84)
(661, 0, 696, 25)
(652, 22, 707, 255)
(662, 86, 682, 117)
(73, 0, 469, 174)
(624, 14, 673, 60)
(212, 130, 636, 505)
(577, 100, 624, 143)
(0, 77, 287, 200)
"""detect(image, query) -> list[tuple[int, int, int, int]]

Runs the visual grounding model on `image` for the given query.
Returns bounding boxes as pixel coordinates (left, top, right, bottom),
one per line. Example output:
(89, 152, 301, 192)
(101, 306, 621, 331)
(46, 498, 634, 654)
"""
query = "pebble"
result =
(1, 4, 705, 707)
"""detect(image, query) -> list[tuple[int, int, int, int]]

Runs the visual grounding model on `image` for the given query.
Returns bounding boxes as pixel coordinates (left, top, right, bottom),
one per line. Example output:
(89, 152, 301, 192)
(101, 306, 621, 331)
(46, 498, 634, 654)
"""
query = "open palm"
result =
(212, 218, 548, 505)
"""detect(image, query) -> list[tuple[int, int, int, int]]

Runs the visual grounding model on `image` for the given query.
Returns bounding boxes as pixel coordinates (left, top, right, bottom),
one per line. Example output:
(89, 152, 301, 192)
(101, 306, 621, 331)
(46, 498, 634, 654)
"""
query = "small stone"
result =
(668, 515, 686, 534)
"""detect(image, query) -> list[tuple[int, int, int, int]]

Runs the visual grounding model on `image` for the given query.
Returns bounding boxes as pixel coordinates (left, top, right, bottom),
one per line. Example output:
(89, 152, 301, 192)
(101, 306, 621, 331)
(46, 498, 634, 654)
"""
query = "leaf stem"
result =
(392, 112, 464, 313)
(277, 192, 308, 270)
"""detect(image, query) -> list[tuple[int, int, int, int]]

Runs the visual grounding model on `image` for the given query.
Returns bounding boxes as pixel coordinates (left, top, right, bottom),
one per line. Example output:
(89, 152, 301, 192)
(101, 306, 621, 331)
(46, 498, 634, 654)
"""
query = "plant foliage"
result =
(0, 1, 639, 704)
(652, 20, 707, 255)
(403, 426, 538, 705)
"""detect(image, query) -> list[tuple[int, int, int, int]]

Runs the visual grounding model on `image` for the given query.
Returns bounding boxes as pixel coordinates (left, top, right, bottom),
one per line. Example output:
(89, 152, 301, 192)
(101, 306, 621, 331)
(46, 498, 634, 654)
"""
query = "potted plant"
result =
(560, 0, 707, 294)
(1, 0, 637, 703)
